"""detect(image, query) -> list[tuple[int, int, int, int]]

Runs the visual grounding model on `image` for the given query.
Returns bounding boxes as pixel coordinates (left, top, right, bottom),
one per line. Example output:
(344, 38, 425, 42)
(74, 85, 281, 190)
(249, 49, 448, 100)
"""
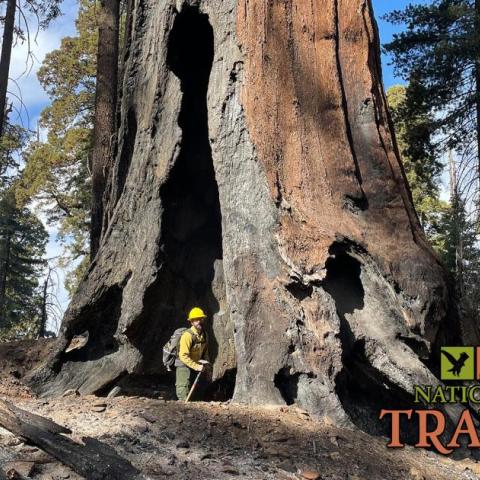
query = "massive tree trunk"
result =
(29, 0, 464, 431)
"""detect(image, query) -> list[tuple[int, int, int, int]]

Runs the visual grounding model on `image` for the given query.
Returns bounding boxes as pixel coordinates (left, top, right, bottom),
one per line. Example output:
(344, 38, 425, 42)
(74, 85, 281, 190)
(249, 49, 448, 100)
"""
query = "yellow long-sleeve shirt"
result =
(178, 326, 209, 371)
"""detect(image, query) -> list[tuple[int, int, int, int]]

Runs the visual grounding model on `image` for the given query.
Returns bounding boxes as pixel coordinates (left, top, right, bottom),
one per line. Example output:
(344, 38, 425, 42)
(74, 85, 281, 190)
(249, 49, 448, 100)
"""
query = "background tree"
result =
(386, 84, 446, 242)
(384, 0, 480, 219)
(38, 266, 63, 337)
(0, 188, 48, 340)
(90, 0, 120, 257)
(387, 83, 480, 332)
(16, 0, 127, 292)
(0, 106, 48, 338)
(15, 0, 97, 293)
(0, 0, 16, 138)
(442, 152, 480, 318)
(0, 122, 26, 186)
(0, 0, 62, 137)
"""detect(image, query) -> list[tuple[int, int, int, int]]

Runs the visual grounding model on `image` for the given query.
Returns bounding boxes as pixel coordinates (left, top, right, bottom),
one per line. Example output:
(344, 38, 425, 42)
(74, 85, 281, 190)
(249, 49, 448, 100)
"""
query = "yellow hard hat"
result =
(188, 307, 207, 322)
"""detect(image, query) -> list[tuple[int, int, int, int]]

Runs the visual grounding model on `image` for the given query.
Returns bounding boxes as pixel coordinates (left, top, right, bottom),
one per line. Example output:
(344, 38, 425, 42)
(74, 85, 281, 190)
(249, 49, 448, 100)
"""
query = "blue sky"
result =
(372, 0, 431, 88)
(373, 0, 405, 88)
(5, 0, 422, 317)
(8, 0, 78, 132)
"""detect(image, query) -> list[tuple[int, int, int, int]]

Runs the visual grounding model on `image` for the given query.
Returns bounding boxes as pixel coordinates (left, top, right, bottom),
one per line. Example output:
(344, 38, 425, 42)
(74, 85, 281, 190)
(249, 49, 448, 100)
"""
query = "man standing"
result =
(175, 307, 210, 401)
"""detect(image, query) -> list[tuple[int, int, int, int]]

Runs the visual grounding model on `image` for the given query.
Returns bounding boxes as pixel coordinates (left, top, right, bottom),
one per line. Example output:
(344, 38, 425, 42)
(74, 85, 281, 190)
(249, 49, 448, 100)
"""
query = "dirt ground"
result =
(1, 340, 480, 480)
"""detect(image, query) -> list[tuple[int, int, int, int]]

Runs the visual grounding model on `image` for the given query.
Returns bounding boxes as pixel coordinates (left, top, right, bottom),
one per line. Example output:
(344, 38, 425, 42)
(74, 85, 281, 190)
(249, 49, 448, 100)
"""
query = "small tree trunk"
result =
(449, 150, 465, 296)
(0, 233, 11, 328)
(0, 0, 16, 138)
(39, 277, 48, 338)
(475, 0, 480, 209)
(102, 0, 134, 232)
(90, 0, 120, 258)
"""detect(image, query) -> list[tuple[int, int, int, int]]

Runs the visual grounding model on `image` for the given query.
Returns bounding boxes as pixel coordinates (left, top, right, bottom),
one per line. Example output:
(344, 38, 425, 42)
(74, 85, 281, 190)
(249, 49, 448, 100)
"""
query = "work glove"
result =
(198, 360, 211, 372)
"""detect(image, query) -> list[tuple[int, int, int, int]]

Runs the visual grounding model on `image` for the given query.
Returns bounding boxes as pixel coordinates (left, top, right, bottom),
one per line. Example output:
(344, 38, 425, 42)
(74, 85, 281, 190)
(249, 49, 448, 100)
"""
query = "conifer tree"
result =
(384, 1, 480, 208)
(16, 0, 97, 293)
(0, 189, 47, 338)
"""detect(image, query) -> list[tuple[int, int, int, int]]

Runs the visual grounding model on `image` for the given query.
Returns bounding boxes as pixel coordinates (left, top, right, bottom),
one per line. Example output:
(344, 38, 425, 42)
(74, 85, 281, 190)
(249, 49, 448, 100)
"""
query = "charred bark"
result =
(29, 0, 462, 433)
(0, 400, 141, 479)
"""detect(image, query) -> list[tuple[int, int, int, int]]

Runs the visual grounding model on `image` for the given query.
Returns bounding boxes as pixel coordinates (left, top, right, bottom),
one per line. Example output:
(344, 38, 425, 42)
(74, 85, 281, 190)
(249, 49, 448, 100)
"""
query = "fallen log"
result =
(0, 399, 141, 479)
(0, 400, 70, 435)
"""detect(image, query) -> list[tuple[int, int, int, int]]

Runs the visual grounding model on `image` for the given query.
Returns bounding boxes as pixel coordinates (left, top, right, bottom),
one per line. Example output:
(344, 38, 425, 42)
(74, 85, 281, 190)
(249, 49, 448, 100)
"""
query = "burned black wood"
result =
(0, 400, 141, 480)
(0, 400, 71, 435)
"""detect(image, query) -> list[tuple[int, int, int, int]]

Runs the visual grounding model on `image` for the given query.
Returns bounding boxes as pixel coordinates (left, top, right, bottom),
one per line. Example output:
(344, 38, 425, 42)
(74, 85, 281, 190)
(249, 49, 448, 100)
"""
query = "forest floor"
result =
(1, 340, 480, 480)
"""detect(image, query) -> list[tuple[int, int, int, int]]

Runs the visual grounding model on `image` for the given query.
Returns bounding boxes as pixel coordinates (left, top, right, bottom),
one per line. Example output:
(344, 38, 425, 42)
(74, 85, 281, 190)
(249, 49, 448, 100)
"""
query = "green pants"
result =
(176, 366, 194, 400)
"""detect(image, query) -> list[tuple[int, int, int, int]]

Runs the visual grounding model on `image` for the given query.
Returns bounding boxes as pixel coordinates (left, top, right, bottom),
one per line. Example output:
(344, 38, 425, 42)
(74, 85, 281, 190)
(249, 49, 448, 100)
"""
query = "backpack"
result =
(162, 327, 206, 371)
(163, 328, 187, 371)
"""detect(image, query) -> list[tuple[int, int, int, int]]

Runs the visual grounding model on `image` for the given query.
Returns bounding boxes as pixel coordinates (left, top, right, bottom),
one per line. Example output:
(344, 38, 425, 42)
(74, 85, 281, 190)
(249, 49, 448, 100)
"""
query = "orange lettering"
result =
(415, 410, 452, 455)
(379, 409, 413, 447)
(447, 409, 480, 448)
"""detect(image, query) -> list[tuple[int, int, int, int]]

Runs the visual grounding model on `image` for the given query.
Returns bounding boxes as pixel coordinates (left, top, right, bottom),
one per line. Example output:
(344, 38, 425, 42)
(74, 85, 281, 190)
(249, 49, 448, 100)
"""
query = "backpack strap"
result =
(188, 327, 199, 344)
(188, 327, 207, 346)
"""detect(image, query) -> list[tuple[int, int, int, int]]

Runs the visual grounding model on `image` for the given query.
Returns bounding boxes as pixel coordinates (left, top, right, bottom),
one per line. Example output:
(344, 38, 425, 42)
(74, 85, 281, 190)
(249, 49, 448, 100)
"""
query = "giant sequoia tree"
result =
(29, 0, 468, 431)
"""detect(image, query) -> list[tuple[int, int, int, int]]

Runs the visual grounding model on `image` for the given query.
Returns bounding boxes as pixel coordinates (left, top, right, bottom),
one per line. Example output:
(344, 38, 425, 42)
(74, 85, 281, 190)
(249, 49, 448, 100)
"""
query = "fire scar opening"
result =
(161, 4, 222, 348)
(326, 243, 420, 443)
(125, 6, 233, 398)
